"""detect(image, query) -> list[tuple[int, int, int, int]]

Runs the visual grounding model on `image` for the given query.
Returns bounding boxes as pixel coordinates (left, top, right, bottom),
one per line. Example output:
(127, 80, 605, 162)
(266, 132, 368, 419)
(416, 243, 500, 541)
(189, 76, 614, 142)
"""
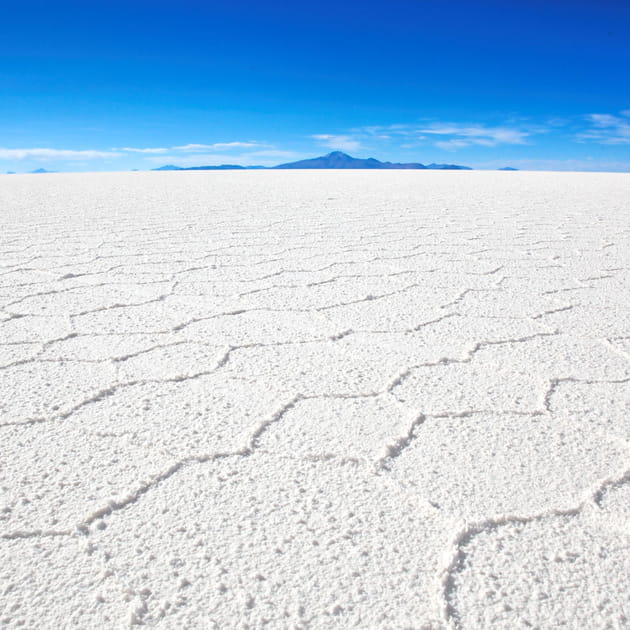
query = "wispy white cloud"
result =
(0, 148, 122, 160)
(360, 124, 412, 136)
(418, 123, 531, 148)
(311, 134, 362, 152)
(434, 139, 471, 151)
(117, 142, 269, 154)
(0, 141, 277, 164)
(172, 141, 268, 152)
(354, 120, 538, 151)
(115, 147, 168, 154)
(578, 111, 630, 144)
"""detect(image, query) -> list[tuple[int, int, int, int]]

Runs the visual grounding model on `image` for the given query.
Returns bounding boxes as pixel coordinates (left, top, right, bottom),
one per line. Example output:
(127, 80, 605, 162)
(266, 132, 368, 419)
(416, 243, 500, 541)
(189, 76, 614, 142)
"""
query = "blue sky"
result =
(1, 0, 630, 172)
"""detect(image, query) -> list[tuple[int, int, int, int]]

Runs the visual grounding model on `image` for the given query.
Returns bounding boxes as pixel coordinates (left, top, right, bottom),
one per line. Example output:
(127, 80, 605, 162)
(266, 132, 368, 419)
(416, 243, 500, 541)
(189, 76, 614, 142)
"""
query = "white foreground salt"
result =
(0, 171, 628, 629)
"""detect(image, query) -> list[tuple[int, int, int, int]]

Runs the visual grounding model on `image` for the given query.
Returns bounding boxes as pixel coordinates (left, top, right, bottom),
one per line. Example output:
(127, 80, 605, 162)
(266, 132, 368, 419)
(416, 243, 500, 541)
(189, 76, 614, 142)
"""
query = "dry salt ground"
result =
(0, 170, 629, 629)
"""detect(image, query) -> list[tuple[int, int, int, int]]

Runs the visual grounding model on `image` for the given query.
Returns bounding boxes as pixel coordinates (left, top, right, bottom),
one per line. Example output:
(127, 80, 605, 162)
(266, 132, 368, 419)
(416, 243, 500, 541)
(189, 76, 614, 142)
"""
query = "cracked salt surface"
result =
(0, 170, 629, 629)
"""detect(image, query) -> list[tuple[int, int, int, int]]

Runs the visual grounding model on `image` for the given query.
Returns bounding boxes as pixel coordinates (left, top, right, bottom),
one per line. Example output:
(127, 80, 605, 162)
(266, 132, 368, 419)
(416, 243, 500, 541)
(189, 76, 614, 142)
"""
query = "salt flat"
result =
(1, 170, 629, 629)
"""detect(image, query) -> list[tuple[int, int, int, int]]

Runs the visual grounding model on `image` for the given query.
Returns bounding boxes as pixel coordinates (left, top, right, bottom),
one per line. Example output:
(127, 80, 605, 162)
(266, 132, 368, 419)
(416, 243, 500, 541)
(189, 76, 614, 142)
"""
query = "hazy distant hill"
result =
(153, 164, 249, 171)
(274, 151, 471, 170)
(425, 162, 472, 170)
(153, 151, 471, 172)
(499, 166, 519, 171)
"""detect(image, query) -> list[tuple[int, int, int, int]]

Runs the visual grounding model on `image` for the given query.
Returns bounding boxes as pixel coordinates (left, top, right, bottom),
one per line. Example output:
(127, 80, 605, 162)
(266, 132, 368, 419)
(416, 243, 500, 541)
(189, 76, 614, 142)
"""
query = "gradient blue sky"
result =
(2, 0, 630, 172)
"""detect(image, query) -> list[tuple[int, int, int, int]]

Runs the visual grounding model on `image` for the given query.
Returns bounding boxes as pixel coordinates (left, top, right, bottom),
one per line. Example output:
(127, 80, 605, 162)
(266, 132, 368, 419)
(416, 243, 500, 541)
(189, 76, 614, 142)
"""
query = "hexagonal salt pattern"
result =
(1, 170, 628, 628)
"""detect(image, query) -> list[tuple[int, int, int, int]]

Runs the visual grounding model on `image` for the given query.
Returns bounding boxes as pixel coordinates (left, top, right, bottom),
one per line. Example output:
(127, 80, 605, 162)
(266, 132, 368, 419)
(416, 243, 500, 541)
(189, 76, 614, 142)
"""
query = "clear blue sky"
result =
(2, 0, 630, 172)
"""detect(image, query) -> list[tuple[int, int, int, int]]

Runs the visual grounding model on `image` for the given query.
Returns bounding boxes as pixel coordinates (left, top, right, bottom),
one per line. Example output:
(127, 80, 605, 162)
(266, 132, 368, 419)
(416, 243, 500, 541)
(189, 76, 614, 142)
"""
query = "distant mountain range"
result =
(273, 151, 471, 170)
(153, 151, 472, 171)
(3, 156, 521, 175)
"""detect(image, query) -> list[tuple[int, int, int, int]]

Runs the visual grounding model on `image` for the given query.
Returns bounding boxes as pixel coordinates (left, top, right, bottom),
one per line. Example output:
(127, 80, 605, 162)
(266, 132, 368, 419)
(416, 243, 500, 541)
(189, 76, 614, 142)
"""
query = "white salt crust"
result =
(1, 170, 629, 629)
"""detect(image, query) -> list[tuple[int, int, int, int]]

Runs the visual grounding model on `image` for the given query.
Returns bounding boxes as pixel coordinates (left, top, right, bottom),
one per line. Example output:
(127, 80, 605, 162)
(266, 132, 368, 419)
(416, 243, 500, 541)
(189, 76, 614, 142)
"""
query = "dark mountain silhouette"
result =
(153, 151, 471, 172)
(274, 151, 471, 170)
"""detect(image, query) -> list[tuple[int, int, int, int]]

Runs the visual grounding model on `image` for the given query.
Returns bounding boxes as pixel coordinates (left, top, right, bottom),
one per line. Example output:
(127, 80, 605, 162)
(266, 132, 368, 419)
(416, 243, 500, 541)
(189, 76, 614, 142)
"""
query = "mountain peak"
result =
(274, 152, 470, 170)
